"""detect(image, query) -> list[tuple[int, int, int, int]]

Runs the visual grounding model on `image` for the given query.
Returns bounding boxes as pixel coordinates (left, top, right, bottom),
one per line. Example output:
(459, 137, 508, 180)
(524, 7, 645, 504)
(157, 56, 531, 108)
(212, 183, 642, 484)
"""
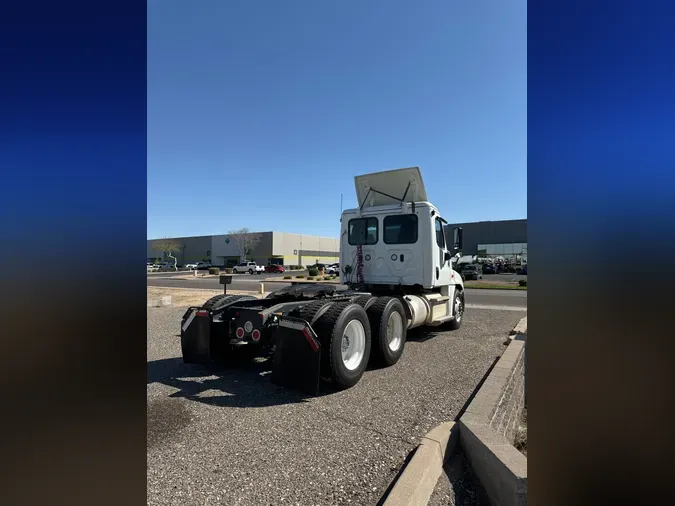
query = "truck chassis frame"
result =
(180, 283, 463, 395)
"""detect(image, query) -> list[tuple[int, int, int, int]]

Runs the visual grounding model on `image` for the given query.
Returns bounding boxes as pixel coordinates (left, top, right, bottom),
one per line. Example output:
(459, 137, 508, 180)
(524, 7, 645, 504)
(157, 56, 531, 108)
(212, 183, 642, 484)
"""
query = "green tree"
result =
(151, 239, 181, 271)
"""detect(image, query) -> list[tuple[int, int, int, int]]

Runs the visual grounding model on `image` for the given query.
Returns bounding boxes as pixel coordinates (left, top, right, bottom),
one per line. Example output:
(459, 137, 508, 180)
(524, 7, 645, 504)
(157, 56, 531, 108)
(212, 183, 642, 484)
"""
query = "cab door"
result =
(434, 216, 453, 286)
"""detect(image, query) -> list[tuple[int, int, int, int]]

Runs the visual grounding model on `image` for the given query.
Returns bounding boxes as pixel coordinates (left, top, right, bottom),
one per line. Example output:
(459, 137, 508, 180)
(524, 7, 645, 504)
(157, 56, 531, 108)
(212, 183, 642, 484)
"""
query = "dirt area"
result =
(147, 286, 266, 307)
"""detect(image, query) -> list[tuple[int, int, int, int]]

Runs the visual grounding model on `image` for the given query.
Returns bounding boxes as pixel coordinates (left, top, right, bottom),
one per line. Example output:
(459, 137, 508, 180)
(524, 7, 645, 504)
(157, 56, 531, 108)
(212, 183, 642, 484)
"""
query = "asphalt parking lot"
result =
(147, 304, 524, 505)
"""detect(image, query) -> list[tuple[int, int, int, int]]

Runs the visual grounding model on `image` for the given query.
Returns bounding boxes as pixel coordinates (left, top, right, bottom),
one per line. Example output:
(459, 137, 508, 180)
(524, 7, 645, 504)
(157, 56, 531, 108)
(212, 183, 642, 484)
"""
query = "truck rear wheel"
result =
(313, 302, 371, 389)
(202, 294, 256, 311)
(367, 297, 407, 367)
(350, 294, 377, 310)
(290, 299, 335, 325)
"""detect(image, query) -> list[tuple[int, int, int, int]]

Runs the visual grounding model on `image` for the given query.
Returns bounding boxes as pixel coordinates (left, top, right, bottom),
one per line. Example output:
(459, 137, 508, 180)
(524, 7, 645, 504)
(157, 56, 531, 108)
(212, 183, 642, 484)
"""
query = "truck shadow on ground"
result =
(148, 356, 344, 409)
(404, 325, 446, 343)
(149, 325, 454, 407)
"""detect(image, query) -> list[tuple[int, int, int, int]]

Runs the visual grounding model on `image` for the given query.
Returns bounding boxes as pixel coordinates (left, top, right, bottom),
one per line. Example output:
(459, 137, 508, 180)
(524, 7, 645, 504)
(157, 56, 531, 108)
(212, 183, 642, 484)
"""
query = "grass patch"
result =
(464, 282, 527, 290)
(283, 275, 292, 279)
(295, 275, 305, 279)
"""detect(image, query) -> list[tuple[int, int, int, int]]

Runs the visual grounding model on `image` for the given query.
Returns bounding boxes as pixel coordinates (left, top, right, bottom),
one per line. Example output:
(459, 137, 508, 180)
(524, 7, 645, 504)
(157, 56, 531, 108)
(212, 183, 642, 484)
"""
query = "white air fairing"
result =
(355, 167, 427, 209)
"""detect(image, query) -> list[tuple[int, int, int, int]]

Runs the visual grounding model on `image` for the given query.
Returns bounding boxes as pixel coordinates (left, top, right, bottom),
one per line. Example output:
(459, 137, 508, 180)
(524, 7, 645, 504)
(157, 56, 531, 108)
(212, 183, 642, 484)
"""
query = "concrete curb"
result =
(382, 422, 459, 506)
(459, 336, 527, 506)
(509, 316, 527, 336)
(505, 315, 527, 344)
(147, 295, 172, 307)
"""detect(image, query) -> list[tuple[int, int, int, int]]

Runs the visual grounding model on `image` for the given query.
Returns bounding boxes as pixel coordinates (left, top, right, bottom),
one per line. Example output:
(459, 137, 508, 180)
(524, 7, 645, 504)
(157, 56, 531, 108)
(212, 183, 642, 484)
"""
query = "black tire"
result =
(313, 302, 371, 389)
(249, 268, 253, 275)
(447, 289, 465, 330)
(366, 296, 407, 367)
(203, 294, 256, 312)
(290, 300, 335, 325)
(350, 294, 377, 310)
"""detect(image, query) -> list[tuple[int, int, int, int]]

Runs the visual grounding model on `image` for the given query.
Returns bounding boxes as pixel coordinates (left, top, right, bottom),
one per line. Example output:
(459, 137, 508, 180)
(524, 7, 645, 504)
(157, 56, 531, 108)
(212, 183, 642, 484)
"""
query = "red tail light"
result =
(236, 327, 244, 338)
(251, 329, 261, 342)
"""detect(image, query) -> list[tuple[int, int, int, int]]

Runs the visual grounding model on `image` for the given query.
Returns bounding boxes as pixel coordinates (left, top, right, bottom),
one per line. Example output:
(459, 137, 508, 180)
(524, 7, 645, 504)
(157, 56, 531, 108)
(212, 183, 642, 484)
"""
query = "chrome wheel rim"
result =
(386, 311, 404, 351)
(341, 320, 366, 371)
(455, 294, 463, 322)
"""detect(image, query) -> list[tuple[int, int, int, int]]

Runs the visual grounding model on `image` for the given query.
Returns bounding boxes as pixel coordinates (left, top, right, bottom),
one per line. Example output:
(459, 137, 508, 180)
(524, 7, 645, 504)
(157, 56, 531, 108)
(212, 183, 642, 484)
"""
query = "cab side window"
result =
(435, 218, 445, 248)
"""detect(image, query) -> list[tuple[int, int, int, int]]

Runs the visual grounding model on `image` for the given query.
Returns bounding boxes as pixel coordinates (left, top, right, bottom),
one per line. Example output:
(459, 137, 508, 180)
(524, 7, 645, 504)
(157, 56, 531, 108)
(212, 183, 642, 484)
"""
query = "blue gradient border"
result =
(1, 1, 147, 504)
(529, 1, 674, 505)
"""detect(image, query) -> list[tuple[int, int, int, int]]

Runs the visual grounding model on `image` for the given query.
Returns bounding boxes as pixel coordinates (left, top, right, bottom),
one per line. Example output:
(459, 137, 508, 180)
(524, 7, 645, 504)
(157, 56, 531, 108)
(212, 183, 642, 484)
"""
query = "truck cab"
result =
(339, 167, 463, 292)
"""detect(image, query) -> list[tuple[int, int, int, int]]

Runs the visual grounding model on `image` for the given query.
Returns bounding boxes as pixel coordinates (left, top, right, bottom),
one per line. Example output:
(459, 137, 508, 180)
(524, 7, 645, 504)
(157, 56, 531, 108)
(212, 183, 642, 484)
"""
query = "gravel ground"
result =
(428, 447, 490, 506)
(147, 305, 523, 506)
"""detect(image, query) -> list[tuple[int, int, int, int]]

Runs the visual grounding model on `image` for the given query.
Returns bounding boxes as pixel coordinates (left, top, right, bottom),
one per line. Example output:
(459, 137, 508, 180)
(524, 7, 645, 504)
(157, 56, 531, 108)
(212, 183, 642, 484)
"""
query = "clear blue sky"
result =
(147, 0, 526, 240)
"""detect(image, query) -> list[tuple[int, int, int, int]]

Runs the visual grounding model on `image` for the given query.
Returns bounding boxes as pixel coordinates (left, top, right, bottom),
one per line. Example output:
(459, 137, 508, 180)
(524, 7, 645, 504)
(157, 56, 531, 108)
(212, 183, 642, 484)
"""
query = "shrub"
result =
(224, 268, 233, 274)
(283, 275, 292, 279)
(307, 276, 315, 280)
(519, 279, 527, 287)
(208, 267, 220, 275)
(296, 275, 305, 279)
(308, 267, 319, 277)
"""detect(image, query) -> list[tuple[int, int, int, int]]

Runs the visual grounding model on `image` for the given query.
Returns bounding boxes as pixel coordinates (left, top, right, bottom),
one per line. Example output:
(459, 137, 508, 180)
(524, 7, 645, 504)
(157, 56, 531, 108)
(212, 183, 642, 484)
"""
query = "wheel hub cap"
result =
(341, 319, 366, 371)
(386, 311, 403, 351)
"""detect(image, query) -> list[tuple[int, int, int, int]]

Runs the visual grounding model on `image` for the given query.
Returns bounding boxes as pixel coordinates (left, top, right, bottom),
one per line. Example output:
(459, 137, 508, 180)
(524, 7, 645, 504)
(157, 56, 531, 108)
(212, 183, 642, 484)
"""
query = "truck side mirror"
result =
(452, 227, 463, 251)
(444, 251, 452, 262)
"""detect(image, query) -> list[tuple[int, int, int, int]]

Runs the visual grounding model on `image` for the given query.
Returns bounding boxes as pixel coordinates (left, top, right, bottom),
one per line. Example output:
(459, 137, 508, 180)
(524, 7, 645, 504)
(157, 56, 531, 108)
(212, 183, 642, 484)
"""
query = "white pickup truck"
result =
(232, 261, 264, 274)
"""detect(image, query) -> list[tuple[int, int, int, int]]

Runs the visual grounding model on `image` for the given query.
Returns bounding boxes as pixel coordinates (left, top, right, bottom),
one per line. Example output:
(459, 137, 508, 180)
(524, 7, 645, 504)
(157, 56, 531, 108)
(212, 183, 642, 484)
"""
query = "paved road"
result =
(147, 305, 525, 505)
(147, 276, 527, 310)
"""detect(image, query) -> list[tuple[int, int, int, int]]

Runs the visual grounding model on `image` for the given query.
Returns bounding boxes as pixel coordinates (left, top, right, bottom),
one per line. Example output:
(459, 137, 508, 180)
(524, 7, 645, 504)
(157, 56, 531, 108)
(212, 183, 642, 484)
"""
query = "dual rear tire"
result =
(306, 296, 408, 390)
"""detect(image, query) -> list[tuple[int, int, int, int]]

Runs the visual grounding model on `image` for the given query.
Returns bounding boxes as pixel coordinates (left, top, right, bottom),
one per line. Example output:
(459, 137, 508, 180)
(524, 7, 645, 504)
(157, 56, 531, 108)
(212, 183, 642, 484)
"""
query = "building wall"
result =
(444, 219, 527, 257)
(272, 232, 339, 266)
(148, 231, 341, 267)
(147, 235, 212, 264)
(211, 232, 273, 266)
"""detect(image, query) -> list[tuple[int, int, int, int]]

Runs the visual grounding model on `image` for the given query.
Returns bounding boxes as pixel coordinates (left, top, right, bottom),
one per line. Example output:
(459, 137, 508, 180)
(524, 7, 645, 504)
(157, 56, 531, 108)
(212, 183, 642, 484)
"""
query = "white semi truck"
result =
(180, 167, 465, 394)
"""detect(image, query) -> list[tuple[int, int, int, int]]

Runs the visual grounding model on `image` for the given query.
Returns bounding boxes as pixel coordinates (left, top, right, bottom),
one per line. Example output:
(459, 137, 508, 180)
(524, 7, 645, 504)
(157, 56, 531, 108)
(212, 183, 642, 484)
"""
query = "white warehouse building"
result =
(147, 231, 340, 268)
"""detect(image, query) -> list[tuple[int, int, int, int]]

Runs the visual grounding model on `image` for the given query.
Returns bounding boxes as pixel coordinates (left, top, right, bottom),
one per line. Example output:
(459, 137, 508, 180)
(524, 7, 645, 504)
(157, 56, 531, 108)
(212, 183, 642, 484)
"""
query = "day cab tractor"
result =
(180, 167, 466, 394)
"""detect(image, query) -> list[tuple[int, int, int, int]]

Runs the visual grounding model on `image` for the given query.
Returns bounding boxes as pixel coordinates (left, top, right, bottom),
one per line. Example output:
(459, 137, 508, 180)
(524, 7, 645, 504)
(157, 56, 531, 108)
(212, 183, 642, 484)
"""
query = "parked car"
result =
(186, 261, 211, 270)
(265, 264, 285, 273)
(324, 264, 338, 275)
(233, 261, 264, 274)
(481, 263, 496, 274)
(460, 264, 483, 280)
(147, 263, 160, 272)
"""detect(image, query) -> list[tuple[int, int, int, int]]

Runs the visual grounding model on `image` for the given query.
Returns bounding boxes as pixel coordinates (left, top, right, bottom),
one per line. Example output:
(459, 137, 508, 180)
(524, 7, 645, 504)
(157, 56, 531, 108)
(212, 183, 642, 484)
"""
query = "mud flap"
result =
(272, 316, 321, 396)
(180, 308, 212, 363)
